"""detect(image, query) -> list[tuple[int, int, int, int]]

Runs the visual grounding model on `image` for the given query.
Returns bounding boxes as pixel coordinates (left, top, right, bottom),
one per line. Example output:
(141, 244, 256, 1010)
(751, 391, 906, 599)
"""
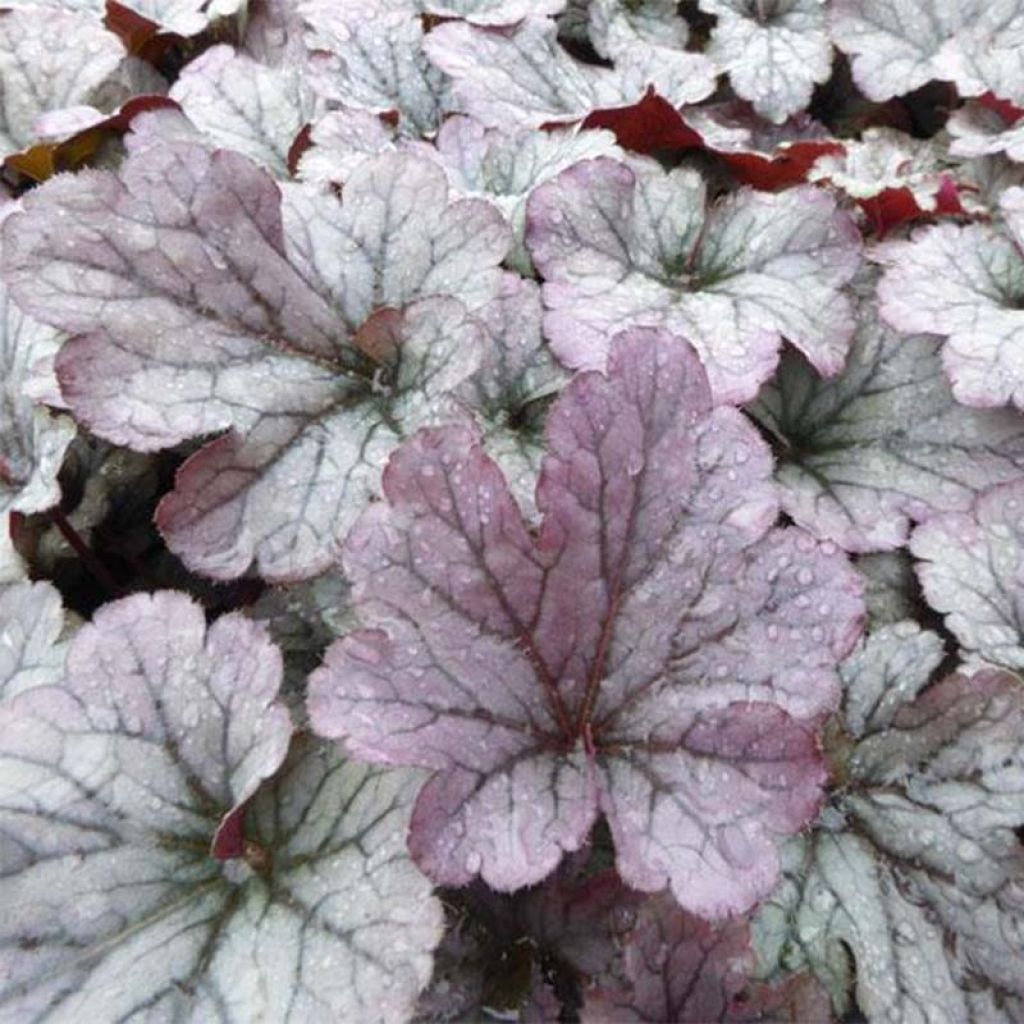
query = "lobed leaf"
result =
(2, 141, 509, 580)
(527, 156, 861, 403)
(755, 629, 1024, 1020)
(169, 44, 322, 177)
(0, 8, 125, 157)
(751, 274, 1024, 552)
(310, 328, 863, 917)
(912, 479, 1024, 669)
(301, 0, 449, 135)
(0, 580, 67, 703)
(700, 0, 833, 125)
(424, 16, 716, 129)
(0, 591, 441, 1021)
(876, 190, 1024, 410)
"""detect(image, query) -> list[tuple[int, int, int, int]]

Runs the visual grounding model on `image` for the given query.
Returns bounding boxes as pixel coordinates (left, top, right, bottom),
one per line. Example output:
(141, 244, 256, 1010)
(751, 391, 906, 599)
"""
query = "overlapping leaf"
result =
(912, 479, 1024, 669)
(2, 140, 509, 580)
(310, 328, 863, 918)
(424, 16, 716, 129)
(0, 7, 125, 157)
(423, 116, 621, 273)
(754, 623, 1024, 1021)
(583, 892, 831, 1022)
(750, 274, 1024, 552)
(416, 862, 639, 1022)
(527, 155, 861, 403)
(169, 44, 322, 176)
(297, 108, 397, 186)
(588, 0, 690, 60)
(810, 127, 964, 234)
(424, 0, 566, 22)
(700, 0, 832, 124)
(876, 186, 1024, 410)
(457, 274, 567, 518)
(949, 99, 1024, 165)
(0, 579, 67, 702)
(0, 590, 442, 1021)
(832, 0, 1024, 108)
(117, 0, 246, 36)
(301, 0, 450, 135)
(0, 239, 75, 537)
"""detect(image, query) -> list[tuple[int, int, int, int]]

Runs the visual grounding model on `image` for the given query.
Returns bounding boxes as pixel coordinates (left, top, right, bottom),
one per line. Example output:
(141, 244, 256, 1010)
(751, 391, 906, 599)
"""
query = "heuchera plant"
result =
(2, 1, 1024, 1021)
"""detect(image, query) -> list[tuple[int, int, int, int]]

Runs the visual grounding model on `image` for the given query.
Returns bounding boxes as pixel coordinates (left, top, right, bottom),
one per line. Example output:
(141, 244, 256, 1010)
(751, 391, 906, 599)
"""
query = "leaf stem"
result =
(48, 508, 123, 598)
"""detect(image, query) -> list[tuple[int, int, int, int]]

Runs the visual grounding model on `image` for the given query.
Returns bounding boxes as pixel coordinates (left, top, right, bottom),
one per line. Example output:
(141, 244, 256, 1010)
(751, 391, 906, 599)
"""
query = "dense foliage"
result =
(2, 1, 1024, 1020)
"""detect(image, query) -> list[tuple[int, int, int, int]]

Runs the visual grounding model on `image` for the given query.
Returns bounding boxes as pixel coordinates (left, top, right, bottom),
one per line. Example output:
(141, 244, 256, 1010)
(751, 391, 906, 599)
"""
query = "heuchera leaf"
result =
(0, 8, 125, 157)
(582, 892, 756, 1022)
(0, 579, 67, 702)
(911, 480, 1024, 670)
(423, 0, 566, 23)
(526, 156, 861, 403)
(0, 590, 442, 1020)
(582, 891, 832, 1023)
(809, 127, 964, 236)
(296, 108, 397, 186)
(828, 0, 971, 103)
(676, 102, 843, 191)
(457, 273, 568, 519)
(832, 0, 1024, 108)
(424, 16, 716, 129)
(301, 0, 450, 135)
(876, 188, 1024, 410)
(169, 44, 322, 177)
(416, 862, 640, 1022)
(699, 0, 833, 125)
(948, 97, 1024, 164)
(754, 625, 1024, 1020)
(1, 142, 509, 581)
(309, 328, 864, 918)
(587, 0, 690, 61)
(423, 115, 622, 273)
(749, 272, 1024, 552)
(0, 247, 75, 531)
(116, 0, 245, 36)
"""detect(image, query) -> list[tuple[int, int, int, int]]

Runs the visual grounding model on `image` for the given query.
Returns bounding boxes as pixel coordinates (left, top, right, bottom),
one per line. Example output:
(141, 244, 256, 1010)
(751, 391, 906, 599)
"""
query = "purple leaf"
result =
(526, 156, 861, 404)
(582, 890, 832, 1022)
(1, 142, 508, 580)
(309, 328, 863, 917)
(0, 590, 442, 1020)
